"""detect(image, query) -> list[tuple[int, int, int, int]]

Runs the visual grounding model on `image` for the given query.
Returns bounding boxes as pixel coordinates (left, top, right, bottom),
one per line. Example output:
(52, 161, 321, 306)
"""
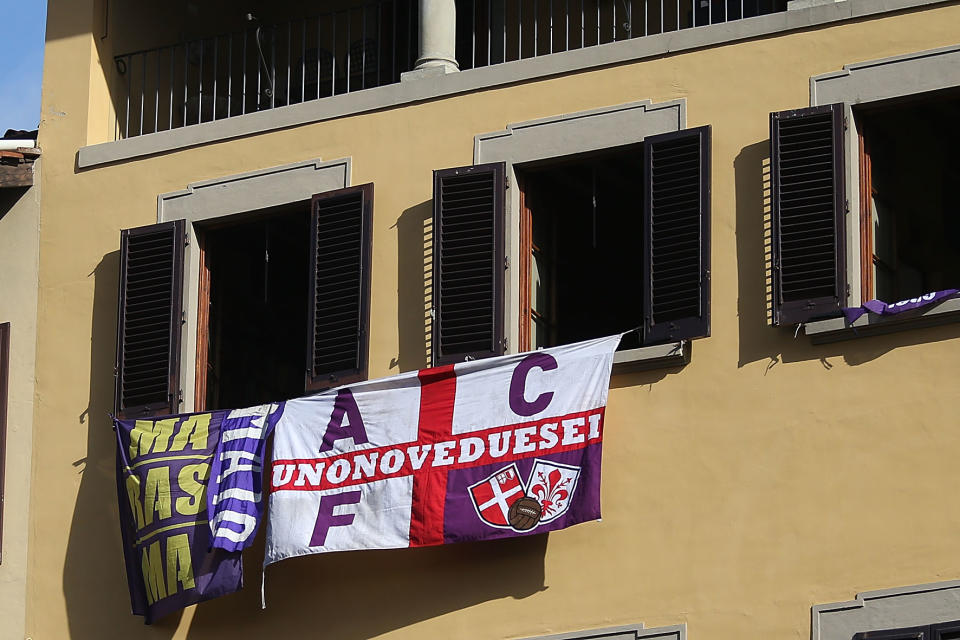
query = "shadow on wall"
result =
(0, 187, 30, 223)
(395, 200, 433, 372)
(610, 364, 680, 390)
(190, 534, 547, 638)
(733, 141, 960, 372)
(63, 250, 548, 638)
(63, 251, 181, 637)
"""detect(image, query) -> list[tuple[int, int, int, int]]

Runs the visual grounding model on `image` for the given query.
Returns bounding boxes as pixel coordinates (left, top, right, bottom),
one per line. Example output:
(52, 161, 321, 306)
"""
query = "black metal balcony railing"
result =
(113, 2, 418, 139)
(458, 0, 787, 70)
(113, 0, 787, 140)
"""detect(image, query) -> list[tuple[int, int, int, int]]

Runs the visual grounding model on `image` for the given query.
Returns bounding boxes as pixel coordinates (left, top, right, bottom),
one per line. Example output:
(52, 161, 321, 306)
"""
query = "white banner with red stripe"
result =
(264, 334, 620, 566)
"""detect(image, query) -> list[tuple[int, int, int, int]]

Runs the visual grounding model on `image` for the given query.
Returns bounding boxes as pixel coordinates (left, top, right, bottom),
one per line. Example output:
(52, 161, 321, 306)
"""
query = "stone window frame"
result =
(473, 98, 693, 370)
(803, 44, 960, 343)
(813, 579, 960, 640)
(156, 157, 351, 412)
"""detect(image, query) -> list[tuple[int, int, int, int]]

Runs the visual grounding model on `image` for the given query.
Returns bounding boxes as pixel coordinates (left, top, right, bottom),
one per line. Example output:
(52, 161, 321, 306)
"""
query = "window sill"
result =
(612, 340, 690, 374)
(803, 297, 960, 344)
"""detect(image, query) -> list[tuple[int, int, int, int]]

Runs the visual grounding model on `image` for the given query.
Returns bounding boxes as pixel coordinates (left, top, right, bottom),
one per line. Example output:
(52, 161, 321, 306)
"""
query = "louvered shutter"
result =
(642, 126, 711, 345)
(770, 103, 846, 325)
(432, 162, 506, 365)
(115, 220, 185, 418)
(305, 184, 373, 392)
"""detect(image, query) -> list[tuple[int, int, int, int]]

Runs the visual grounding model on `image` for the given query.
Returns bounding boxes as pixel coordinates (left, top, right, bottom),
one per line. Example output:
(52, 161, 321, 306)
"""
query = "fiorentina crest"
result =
(468, 460, 581, 533)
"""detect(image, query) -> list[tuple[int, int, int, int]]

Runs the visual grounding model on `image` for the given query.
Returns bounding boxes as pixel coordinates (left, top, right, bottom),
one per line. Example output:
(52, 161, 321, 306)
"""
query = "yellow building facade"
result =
(14, 0, 960, 638)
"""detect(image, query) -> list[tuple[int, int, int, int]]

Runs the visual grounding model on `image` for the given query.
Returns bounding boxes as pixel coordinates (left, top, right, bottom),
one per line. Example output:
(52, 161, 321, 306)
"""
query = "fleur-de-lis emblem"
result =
(530, 468, 571, 517)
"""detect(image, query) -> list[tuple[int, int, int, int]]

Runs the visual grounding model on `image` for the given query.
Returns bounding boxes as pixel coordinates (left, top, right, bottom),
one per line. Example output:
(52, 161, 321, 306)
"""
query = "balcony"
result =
(111, 0, 787, 140)
(112, 2, 418, 139)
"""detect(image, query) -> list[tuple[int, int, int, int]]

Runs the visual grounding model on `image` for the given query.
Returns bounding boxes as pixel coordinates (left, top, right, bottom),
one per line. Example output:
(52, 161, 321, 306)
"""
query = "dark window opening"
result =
(519, 147, 645, 351)
(853, 619, 960, 640)
(857, 90, 960, 302)
(201, 207, 310, 410)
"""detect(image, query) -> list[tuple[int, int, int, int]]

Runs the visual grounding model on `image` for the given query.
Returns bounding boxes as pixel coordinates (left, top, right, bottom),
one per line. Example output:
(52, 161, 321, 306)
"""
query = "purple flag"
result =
(208, 404, 284, 552)
(842, 289, 959, 323)
(114, 403, 282, 622)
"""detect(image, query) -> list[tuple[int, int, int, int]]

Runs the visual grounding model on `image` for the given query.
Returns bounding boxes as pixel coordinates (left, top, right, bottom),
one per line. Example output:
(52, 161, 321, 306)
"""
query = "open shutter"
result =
(115, 220, 185, 418)
(432, 162, 506, 365)
(770, 103, 846, 325)
(305, 184, 373, 392)
(642, 126, 711, 345)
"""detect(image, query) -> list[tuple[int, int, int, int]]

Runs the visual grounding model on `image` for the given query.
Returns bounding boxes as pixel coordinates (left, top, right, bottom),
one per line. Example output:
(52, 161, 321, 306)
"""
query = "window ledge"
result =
(804, 297, 960, 344)
(612, 340, 690, 373)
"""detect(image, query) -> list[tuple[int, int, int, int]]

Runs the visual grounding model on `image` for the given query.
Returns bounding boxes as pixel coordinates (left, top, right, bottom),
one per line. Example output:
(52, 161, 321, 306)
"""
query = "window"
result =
(770, 90, 960, 326)
(114, 185, 373, 418)
(854, 620, 960, 640)
(518, 622, 685, 640)
(432, 127, 710, 363)
(855, 91, 960, 304)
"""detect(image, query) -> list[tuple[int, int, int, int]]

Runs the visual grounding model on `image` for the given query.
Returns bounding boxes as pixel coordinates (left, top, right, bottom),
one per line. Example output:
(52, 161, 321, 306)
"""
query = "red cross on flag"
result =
(264, 334, 621, 567)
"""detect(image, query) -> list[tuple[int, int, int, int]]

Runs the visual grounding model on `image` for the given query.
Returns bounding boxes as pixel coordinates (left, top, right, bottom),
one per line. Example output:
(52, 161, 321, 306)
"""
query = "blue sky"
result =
(0, 1, 47, 133)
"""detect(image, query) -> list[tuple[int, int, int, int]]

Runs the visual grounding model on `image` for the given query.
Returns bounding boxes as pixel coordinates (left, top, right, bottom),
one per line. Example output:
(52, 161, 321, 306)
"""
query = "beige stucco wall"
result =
(30, 1, 960, 639)
(0, 169, 40, 640)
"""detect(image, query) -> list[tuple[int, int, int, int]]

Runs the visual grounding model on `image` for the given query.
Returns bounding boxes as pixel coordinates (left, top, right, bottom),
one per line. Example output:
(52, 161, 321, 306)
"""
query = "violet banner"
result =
(842, 289, 959, 324)
(114, 403, 281, 623)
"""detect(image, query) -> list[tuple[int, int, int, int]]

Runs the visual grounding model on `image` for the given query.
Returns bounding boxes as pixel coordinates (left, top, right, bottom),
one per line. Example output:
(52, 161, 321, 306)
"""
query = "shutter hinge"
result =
(504, 255, 510, 270)
(177, 389, 183, 406)
(843, 115, 848, 131)
(181, 310, 186, 324)
(184, 231, 190, 246)
(500, 337, 508, 351)
(845, 199, 850, 214)
(505, 174, 510, 189)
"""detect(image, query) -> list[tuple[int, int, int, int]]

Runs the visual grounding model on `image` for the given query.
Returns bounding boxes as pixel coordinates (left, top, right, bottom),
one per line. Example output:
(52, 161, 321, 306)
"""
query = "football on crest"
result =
(508, 496, 543, 531)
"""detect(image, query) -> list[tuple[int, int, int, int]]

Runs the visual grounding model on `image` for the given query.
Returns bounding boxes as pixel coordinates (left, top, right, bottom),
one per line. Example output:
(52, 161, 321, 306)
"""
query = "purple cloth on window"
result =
(207, 403, 284, 552)
(114, 402, 283, 623)
(842, 289, 959, 324)
(114, 411, 243, 624)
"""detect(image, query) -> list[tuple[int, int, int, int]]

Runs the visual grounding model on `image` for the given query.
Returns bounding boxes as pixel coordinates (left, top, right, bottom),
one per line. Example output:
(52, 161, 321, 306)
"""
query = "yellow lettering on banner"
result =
(129, 418, 177, 458)
(140, 540, 167, 604)
(125, 474, 146, 529)
(169, 413, 211, 452)
(144, 466, 172, 526)
(175, 463, 209, 516)
(165, 533, 195, 595)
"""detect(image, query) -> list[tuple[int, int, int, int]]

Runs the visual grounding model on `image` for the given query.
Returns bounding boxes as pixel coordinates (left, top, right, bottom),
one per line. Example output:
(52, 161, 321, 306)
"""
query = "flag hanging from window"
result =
(264, 334, 621, 568)
(114, 403, 281, 623)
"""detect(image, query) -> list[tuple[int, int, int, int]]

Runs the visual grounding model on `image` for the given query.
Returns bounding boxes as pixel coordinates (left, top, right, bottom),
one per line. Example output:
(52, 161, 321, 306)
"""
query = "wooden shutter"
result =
(115, 220, 185, 418)
(305, 184, 373, 392)
(770, 103, 846, 325)
(432, 162, 506, 365)
(642, 126, 712, 345)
